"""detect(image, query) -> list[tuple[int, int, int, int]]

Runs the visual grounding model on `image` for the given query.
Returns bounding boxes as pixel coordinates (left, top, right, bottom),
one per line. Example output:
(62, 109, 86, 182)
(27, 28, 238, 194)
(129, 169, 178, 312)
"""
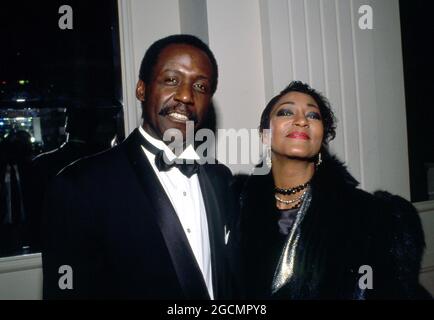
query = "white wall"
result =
(179, 0, 209, 43)
(0, 0, 432, 300)
(206, 0, 266, 172)
(259, 0, 409, 199)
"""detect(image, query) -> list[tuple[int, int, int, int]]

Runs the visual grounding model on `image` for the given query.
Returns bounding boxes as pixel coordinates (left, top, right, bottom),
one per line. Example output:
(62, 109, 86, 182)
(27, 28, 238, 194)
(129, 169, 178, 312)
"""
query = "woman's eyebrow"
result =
(277, 101, 319, 109)
(277, 101, 295, 107)
(307, 103, 319, 109)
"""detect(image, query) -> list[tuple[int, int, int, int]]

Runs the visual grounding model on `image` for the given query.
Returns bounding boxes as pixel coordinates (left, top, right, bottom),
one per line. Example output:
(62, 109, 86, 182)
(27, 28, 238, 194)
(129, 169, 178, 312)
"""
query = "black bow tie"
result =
(141, 136, 199, 178)
(154, 150, 199, 178)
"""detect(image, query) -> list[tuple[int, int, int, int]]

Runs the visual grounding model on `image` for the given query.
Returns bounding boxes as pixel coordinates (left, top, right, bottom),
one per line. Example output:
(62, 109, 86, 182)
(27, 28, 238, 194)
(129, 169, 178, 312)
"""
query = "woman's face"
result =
(267, 91, 324, 160)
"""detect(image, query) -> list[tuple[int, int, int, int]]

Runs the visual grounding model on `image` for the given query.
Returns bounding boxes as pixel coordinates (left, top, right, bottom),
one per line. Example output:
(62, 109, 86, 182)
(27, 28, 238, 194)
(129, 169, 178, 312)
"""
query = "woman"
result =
(239, 81, 431, 299)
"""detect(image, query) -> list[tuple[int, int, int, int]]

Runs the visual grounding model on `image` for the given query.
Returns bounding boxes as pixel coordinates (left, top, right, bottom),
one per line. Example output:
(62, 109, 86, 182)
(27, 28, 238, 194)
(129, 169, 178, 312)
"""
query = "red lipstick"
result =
(287, 132, 310, 140)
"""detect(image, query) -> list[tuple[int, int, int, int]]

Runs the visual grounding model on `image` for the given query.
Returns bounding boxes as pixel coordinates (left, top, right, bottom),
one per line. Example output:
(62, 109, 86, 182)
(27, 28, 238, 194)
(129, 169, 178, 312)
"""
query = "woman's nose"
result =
(293, 114, 308, 127)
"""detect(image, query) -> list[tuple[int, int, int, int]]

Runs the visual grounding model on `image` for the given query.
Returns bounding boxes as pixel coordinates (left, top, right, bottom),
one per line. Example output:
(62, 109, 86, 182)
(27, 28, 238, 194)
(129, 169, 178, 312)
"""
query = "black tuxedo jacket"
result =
(42, 128, 239, 299)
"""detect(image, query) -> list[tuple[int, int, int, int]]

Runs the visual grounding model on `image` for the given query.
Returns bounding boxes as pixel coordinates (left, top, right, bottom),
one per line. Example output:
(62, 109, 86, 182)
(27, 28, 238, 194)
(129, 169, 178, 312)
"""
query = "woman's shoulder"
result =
(317, 153, 428, 297)
(371, 191, 426, 248)
(317, 152, 426, 254)
(342, 181, 425, 249)
(370, 191, 431, 298)
(351, 188, 424, 241)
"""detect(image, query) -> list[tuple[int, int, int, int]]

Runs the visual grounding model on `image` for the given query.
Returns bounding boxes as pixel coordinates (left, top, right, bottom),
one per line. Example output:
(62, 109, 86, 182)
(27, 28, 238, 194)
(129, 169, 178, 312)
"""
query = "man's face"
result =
(136, 43, 214, 142)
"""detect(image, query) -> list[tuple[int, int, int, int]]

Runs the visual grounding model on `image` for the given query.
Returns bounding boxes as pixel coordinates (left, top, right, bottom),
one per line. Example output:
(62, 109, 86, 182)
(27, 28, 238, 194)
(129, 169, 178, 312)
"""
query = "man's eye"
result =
(193, 83, 207, 93)
(307, 112, 322, 120)
(165, 77, 178, 85)
(276, 109, 293, 117)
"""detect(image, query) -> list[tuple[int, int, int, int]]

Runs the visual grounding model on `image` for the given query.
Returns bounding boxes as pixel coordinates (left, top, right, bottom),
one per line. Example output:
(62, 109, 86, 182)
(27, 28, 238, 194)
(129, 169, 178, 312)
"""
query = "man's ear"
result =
(136, 80, 146, 102)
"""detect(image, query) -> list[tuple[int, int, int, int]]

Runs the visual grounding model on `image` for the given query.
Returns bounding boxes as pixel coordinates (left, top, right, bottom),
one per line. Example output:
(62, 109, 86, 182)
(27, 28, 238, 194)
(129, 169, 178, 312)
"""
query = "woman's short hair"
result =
(259, 81, 337, 145)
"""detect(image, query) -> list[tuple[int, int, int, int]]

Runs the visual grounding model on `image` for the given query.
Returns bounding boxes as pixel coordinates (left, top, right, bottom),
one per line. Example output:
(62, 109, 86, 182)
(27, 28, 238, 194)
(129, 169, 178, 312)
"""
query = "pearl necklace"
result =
(274, 189, 308, 205)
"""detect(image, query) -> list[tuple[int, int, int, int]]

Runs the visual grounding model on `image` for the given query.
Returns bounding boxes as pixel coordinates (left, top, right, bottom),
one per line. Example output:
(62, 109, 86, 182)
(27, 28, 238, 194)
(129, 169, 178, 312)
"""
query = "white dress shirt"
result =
(138, 127, 214, 299)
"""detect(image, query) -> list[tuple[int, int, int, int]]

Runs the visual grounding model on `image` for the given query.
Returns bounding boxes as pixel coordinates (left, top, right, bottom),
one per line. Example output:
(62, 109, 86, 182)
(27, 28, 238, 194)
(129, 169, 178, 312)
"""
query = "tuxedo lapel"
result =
(197, 166, 228, 299)
(123, 129, 210, 299)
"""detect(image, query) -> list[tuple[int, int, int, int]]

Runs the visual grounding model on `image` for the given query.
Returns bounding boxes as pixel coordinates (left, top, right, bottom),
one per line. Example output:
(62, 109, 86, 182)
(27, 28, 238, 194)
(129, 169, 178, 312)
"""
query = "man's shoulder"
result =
(57, 145, 125, 181)
(31, 147, 61, 168)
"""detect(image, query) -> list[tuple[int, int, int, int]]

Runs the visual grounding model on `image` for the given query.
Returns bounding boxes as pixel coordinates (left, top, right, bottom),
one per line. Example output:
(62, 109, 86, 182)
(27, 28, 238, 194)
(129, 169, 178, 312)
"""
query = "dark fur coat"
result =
(239, 152, 431, 299)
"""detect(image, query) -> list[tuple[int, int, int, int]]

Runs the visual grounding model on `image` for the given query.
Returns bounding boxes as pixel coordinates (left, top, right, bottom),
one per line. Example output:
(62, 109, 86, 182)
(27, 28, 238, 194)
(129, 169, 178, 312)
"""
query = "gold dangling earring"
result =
(316, 152, 322, 167)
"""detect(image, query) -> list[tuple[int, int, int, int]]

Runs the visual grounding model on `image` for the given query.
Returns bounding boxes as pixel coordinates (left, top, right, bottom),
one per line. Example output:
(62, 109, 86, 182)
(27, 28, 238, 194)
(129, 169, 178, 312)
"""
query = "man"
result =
(29, 106, 120, 252)
(42, 35, 238, 299)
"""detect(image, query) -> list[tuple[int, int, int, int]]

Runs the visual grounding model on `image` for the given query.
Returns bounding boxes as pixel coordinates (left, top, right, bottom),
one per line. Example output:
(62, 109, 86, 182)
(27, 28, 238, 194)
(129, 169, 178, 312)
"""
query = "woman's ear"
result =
(136, 80, 146, 102)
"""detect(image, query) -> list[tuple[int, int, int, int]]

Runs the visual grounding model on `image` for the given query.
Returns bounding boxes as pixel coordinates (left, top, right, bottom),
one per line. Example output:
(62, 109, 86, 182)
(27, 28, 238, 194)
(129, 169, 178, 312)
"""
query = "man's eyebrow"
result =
(161, 69, 211, 80)
(195, 75, 211, 81)
(161, 68, 180, 74)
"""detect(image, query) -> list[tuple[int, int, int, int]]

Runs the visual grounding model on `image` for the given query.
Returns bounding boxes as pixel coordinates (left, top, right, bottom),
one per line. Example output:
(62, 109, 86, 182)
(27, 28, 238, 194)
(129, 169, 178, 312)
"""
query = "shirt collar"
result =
(138, 126, 200, 161)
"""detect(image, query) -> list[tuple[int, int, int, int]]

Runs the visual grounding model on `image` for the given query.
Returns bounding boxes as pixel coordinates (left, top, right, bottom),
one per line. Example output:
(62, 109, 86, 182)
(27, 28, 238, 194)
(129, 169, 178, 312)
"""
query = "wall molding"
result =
(117, 0, 142, 135)
(0, 254, 42, 274)
(414, 200, 434, 214)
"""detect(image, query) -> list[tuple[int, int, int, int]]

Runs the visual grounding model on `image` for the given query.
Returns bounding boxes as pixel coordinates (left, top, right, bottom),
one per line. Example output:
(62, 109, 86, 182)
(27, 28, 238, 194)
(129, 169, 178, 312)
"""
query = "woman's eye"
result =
(276, 109, 293, 117)
(307, 112, 322, 120)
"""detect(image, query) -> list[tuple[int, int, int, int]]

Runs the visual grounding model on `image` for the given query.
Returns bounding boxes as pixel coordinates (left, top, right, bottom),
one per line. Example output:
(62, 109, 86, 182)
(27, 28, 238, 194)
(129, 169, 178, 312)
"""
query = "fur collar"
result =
(241, 150, 359, 204)
(312, 151, 359, 189)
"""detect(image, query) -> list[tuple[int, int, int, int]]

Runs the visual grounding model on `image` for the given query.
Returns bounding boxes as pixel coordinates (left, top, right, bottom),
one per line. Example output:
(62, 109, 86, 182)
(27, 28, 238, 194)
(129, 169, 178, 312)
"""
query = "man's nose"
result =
(174, 83, 194, 105)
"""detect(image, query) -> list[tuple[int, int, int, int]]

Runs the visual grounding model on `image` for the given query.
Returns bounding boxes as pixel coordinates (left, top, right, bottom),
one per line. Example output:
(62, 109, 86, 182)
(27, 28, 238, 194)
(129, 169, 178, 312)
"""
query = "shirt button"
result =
(187, 228, 191, 233)
(183, 191, 187, 196)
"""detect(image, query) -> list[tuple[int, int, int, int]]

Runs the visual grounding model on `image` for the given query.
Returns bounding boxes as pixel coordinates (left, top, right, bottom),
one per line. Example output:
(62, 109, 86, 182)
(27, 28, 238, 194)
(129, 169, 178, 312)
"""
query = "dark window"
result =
(400, 0, 434, 202)
(0, 0, 123, 257)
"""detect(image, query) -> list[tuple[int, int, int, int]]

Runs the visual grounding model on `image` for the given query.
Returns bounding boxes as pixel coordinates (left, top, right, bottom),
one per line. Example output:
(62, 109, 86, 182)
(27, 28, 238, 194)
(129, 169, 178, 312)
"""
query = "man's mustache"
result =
(158, 103, 198, 123)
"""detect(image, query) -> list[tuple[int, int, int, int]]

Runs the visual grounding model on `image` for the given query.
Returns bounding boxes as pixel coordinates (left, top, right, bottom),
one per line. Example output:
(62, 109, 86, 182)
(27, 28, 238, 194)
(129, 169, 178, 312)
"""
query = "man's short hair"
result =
(139, 34, 219, 94)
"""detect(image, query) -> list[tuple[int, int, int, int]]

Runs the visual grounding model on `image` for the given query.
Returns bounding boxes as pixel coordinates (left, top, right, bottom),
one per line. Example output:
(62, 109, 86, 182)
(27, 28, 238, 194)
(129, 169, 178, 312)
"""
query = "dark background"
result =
(0, 1, 123, 257)
(400, 0, 434, 202)
(0, 0, 121, 108)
